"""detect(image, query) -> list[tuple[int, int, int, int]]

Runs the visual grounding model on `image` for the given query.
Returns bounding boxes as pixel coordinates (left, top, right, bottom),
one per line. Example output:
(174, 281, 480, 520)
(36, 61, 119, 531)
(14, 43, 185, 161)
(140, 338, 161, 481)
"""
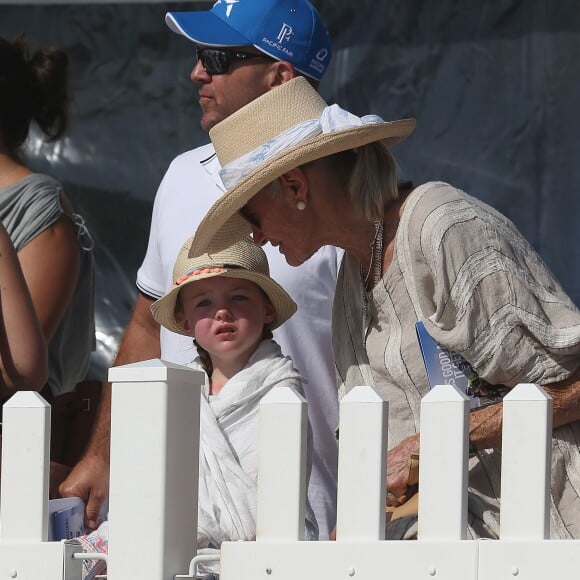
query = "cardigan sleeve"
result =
(405, 183, 580, 387)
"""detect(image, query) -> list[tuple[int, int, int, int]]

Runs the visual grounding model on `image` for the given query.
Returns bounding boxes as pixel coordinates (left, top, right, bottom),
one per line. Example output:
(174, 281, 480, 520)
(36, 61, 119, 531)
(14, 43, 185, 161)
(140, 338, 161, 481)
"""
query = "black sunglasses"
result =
(195, 47, 274, 75)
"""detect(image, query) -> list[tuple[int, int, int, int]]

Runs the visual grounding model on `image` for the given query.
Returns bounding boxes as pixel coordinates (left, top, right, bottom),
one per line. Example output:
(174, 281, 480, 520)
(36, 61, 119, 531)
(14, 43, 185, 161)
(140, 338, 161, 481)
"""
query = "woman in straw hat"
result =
(79, 237, 317, 577)
(188, 77, 580, 540)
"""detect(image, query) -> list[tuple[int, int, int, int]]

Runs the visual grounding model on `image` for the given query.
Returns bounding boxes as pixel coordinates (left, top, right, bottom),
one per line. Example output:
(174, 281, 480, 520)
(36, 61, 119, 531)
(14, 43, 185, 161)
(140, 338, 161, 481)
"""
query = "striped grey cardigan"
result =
(333, 181, 580, 539)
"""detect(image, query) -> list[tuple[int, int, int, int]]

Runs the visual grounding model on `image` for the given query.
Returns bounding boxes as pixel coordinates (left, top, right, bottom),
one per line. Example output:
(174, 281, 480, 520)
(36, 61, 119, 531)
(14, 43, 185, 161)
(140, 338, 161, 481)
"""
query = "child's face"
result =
(177, 275, 275, 364)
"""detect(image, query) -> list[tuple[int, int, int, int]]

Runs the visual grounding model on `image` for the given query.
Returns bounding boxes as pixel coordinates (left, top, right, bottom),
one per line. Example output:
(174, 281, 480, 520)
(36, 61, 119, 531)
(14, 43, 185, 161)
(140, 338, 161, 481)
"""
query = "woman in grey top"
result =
(0, 35, 96, 486)
(188, 77, 580, 539)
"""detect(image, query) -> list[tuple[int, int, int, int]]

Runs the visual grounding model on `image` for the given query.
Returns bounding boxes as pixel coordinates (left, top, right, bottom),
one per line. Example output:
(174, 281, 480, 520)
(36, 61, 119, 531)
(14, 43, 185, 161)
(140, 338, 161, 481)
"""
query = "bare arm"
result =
(0, 223, 48, 391)
(59, 292, 160, 527)
(17, 215, 80, 343)
(386, 368, 580, 503)
(469, 367, 580, 450)
(15, 206, 84, 494)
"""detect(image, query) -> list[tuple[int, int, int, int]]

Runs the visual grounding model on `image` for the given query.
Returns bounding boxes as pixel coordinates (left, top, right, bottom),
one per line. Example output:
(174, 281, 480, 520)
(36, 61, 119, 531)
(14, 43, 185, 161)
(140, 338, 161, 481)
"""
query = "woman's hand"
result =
(386, 433, 420, 505)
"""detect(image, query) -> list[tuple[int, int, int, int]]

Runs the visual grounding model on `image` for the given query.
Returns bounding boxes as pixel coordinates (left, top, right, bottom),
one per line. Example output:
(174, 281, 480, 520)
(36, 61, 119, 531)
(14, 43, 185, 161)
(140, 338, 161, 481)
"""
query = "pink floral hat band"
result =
(173, 267, 227, 288)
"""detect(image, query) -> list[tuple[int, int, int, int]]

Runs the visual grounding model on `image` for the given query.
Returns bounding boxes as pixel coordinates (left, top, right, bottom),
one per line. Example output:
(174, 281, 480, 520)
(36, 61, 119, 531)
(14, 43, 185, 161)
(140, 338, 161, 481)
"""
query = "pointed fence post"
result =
(500, 383, 552, 539)
(0, 391, 50, 542)
(335, 385, 388, 541)
(418, 384, 469, 539)
(107, 359, 204, 580)
(256, 386, 308, 541)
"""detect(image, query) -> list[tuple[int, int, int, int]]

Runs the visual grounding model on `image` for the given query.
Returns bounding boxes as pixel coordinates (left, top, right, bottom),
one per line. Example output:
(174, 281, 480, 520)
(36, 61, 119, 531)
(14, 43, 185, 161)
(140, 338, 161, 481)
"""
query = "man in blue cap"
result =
(61, 0, 341, 541)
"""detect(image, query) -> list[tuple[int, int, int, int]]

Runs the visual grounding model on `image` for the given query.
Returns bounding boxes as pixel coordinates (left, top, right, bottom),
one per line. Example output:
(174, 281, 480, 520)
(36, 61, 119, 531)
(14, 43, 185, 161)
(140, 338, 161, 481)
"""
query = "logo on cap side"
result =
(316, 48, 329, 61)
(277, 23, 294, 43)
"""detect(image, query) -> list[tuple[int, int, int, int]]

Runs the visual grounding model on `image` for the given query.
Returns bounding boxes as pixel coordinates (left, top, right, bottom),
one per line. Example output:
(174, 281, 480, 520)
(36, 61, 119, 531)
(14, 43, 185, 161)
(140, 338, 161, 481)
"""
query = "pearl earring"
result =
(297, 201, 307, 211)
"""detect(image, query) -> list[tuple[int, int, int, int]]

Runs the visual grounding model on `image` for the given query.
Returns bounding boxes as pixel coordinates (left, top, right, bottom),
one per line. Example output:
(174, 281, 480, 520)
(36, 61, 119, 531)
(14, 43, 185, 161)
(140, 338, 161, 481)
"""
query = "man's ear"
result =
(269, 60, 298, 87)
(279, 167, 308, 206)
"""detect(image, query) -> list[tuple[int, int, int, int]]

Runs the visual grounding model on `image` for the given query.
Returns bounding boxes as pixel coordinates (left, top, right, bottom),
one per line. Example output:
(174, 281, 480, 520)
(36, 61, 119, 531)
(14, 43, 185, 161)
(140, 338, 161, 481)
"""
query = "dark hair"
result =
(0, 34, 70, 156)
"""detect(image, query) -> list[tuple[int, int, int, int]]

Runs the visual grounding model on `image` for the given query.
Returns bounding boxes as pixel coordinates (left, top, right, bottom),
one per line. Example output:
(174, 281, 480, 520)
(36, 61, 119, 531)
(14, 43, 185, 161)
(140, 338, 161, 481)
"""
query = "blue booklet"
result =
(48, 497, 109, 542)
(415, 321, 508, 408)
(48, 497, 85, 541)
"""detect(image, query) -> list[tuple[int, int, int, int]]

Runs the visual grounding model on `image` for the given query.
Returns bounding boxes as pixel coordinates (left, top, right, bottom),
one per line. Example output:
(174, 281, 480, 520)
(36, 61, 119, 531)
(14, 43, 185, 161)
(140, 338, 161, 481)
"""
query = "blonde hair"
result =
(259, 141, 400, 221)
(348, 142, 400, 219)
(303, 141, 400, 220)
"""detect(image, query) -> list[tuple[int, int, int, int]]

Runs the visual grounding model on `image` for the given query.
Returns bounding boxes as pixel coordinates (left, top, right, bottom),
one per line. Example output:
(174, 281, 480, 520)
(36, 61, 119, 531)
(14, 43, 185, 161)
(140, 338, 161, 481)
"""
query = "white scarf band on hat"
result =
(219, 104, 384, 189)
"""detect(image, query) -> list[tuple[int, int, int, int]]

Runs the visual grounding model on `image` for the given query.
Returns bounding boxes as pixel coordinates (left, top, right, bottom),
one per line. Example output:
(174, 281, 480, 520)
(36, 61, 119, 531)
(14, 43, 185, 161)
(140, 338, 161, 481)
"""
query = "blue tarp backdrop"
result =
(1, 0, 579, 379)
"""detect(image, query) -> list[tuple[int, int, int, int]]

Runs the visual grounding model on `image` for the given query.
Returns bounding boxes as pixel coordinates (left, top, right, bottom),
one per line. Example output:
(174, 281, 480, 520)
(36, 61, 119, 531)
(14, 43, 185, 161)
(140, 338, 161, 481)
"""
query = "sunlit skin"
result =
(176, 272, 275, 394)
(191, 46, 296, 132)
(242, 166, 383, 269)
(242, 188, 318, 267)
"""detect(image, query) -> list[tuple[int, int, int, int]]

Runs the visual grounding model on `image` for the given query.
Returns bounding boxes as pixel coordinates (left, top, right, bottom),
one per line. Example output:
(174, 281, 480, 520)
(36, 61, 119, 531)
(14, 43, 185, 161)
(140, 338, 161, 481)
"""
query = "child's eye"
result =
(232, 294, 247, 302)
(195, 298, 211, 308)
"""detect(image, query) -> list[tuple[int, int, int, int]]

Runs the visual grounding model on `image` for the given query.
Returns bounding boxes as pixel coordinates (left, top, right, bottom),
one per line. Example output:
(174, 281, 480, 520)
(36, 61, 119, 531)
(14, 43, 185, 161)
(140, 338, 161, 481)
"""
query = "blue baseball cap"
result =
(165, 0, 332, 81)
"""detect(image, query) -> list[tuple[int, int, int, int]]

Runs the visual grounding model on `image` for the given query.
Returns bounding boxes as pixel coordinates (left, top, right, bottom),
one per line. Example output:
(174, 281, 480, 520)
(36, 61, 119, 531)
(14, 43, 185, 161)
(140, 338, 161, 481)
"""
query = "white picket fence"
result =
(0, 359, 578, 579)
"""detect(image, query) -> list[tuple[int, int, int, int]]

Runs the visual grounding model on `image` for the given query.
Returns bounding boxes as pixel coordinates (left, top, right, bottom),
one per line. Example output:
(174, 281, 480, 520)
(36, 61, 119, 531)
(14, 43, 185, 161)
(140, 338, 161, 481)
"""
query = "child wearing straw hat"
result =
(79, 236, 317, 578)
(153, 236, 318, 546)
(151, 236, 297, 394)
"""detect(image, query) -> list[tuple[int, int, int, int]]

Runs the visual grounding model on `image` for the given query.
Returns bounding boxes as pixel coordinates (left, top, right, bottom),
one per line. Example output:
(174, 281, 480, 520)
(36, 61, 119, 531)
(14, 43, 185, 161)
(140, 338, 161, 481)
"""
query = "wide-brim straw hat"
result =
(188, 76, 416, 257)
(151, 236, 296, 336)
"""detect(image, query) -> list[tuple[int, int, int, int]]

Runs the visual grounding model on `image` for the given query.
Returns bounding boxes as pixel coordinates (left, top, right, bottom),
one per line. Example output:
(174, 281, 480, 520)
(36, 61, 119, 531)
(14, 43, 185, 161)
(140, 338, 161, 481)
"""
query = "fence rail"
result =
(0, 360, 578, 579)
